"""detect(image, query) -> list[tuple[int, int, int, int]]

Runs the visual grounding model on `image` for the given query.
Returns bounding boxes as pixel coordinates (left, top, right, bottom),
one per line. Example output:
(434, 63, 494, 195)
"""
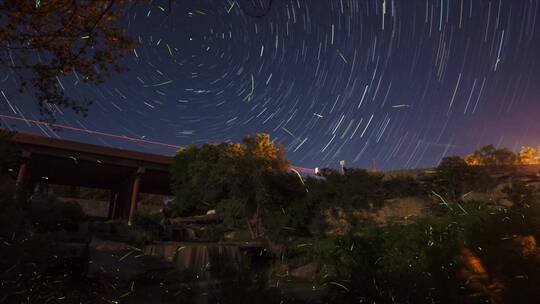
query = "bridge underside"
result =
(27, 153, 171, 195)
(11, 131, 174, 224)
(22, 154, 171, 220)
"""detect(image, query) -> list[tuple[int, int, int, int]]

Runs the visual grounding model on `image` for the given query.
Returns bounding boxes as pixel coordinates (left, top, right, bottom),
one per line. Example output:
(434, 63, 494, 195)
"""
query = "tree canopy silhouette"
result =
(0, 0, 137, 119)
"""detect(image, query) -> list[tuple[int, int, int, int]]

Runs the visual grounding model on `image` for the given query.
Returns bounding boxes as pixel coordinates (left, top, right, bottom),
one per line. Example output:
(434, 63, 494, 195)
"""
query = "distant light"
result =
(314, 167, 320, 175)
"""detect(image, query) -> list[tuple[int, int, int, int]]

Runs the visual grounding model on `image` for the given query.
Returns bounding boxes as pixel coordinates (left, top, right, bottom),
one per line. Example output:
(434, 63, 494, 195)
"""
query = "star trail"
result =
(1, 0, 540, 170)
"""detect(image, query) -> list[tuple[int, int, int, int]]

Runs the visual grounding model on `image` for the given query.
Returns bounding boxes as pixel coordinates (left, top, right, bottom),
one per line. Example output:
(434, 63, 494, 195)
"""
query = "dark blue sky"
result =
(2, 0, 540, 170)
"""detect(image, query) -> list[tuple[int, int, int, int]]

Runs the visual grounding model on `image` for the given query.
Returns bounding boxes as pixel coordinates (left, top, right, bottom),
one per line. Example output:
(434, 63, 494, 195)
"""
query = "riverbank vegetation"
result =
(3, 131, 540, 303)
(171, 133, 540, 303)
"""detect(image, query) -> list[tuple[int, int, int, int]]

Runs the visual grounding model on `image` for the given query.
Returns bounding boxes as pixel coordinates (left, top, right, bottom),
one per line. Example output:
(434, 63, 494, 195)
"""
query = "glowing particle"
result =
(281, 127, 295, 138)
(327, 282, 349, 292)
(165, 44, 173, 58)
(243, 74, 255, 102)
(431, 191, 453, 211)
(336, 49, 348, 63)
(119, 251, 133, 261)
(143, 80, 174, 87)
(290, 168, 308, 192)
(226, 1, 236, 13)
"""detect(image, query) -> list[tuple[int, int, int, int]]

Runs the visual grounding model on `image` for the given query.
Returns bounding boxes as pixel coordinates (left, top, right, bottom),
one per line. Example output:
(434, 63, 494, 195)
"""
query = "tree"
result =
(171, 133, 292, 239)
(464, 145, 518, 166)
(518, 146, 540, 165)
(433, 156, 480, 202)
(0, 0, 136, 119)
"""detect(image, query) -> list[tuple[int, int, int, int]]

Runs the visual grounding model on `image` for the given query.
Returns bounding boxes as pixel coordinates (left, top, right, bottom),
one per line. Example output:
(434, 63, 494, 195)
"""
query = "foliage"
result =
(276, 200, 540, 303)
(502, 179, 539, 208)
(0, 173, 22, 239)
(307, 168, 385, 211)
(0, 132, 22, 238)
(518, 146, 540, 164)
(431, 156, 495, 202)
(0, 130, 20, 176)
(0, 0, 137, 118)
(29, 195, 87, 232)
(383, 175, 425, 197)
(465, 144, 518, 166)
(261, 172, 313, 236)
(171, 133, 291, 239)
(216, 198, 248, 230)
(132, 210, 163, 226)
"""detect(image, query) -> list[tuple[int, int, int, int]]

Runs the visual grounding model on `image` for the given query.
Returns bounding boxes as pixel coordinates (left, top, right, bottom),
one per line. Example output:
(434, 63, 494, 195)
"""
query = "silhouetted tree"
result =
(433, 156, 480, 202)
(0, 0, 137, 119)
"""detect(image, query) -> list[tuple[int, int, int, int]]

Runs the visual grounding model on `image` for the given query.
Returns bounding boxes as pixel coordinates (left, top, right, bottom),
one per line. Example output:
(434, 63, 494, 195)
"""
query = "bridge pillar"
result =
(127, 167, 145, 226)
(15, 150, 31, 202)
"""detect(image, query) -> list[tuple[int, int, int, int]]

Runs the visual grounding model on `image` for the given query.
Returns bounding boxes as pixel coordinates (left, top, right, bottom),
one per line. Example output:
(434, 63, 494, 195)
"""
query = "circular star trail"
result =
(2, 0, 540, 170)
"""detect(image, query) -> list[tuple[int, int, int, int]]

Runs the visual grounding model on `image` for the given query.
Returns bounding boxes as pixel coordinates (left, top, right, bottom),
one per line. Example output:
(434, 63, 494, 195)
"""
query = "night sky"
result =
(2, 0, 540, 171)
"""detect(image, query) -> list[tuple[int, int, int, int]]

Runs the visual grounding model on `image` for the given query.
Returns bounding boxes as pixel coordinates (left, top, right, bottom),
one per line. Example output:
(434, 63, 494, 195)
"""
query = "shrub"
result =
(307, 168, 385, 211)
(132, 210, 163, 226)
(430, 156, 495, 202)
(217, 198, 247, 230)
(29, 195, 86, 232)
(383, 175, 424, 197)
(502, 179, 539, 208)
(0, 174, 22, 238)
(275, 200, 540, 303)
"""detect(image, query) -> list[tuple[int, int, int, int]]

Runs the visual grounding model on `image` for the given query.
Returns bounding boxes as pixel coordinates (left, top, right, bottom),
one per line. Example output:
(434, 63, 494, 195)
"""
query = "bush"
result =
(383, 175, 424, 197)
(29, 195, 86, 232)
(274, 200, 540, 303)
(0, 174, 22, 238)
(307, 168, 385, 211)
(216, 198, 247, 230)
(502, 179, 539, 208)
(430, 156, 495, 202)
(132, 210, 163, 226)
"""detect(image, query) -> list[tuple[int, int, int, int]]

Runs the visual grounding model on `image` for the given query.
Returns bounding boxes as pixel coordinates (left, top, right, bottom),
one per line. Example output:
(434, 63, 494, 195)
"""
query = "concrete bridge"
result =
(11, 131, 174, 225)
